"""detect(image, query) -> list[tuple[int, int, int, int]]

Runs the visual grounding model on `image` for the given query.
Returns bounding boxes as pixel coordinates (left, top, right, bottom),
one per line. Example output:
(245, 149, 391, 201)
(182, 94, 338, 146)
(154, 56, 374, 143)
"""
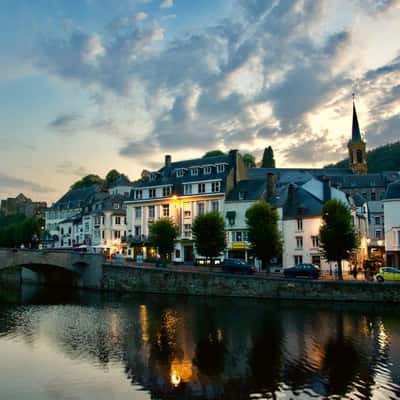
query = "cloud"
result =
(0, 173, 55, 194)
(33, 0, 400, 167)
(47, 113, 83, 134)
(135, 12, 147, 22)
(160, 0, 173, 9)
(56, 162, 89, 177)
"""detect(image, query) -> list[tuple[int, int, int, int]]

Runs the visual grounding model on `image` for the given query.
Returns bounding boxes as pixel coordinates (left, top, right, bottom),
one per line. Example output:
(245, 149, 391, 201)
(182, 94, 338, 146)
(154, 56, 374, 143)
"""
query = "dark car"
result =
(284, 263, 320, 279)
(222, 259, 256, 274)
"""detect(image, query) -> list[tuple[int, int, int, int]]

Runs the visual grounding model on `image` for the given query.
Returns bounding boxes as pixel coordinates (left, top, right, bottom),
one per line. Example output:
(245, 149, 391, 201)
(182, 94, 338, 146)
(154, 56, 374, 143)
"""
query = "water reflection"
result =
(0, 284, 400, 399)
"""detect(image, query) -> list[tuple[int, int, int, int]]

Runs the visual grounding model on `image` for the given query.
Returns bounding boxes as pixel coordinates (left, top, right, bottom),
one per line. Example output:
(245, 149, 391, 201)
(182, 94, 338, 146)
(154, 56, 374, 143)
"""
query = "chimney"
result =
(267, 173, 276, 198)
(165, 154, 172, 167)
(322, 176, 331, 202)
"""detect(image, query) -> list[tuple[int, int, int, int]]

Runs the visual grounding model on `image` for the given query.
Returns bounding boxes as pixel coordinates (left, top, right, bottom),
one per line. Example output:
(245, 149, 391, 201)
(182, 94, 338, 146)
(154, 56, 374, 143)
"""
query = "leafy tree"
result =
(71, 174, 104, 189)
(261, 146, 276, 168)
(104, 169, 128, 188)
(0, 214, 43, 248)
(246, 200, 281, 271)
(149, 218, 178, 261)
(202, 150, 225, 158)
(242, 153, 256, 168)
(319, 199, 358, 280)
(192, 211, 226, 263)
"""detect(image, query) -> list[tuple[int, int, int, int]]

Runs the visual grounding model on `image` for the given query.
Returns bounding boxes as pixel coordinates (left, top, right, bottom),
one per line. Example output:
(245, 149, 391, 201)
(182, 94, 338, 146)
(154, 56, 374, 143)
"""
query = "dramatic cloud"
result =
(56, 162, 89, 177)
(47, 113, 83, 134)
(0, 173, 54, 194)
(32, 0, 400, 169)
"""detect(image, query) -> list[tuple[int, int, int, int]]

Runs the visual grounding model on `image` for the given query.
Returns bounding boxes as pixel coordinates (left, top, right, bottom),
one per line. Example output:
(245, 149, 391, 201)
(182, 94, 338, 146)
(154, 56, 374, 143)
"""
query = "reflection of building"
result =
(384, 180, 400, 267)
(1, 193, 46, 217)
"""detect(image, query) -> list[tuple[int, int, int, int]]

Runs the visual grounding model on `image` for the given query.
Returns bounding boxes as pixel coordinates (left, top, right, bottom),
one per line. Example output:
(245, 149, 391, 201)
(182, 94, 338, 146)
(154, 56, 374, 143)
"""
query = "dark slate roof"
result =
(225, 180, 266, 201)
(110, 175, 131, 187)
(352, 193, 366, 207)
(268, 184, 324, 218)
(328, 173, 387, 188)
(351, 101, 362, 142)
(53, 186, 100, 210)
(385, 180, 400, 200)
(130, 152, 238, 198)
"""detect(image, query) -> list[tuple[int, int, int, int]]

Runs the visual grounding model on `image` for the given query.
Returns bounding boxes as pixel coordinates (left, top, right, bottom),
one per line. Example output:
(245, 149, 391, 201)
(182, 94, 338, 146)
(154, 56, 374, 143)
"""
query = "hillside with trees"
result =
(325, 141, 400, 172)
(71, 170, 129, 189)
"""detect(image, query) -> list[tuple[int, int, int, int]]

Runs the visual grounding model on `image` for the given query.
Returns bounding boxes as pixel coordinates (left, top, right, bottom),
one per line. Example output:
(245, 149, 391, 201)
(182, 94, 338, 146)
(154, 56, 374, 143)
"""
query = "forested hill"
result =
(325, 141, 400, 172)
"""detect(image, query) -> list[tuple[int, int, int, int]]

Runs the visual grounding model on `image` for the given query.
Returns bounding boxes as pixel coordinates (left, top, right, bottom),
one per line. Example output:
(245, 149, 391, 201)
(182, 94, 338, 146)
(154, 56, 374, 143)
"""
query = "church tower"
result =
(348, 96, 367, 174)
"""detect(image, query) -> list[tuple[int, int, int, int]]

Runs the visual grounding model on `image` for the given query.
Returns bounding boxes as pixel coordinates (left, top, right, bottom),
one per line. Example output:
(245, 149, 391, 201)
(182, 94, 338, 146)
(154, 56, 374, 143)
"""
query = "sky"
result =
(0, 0, 399, 204)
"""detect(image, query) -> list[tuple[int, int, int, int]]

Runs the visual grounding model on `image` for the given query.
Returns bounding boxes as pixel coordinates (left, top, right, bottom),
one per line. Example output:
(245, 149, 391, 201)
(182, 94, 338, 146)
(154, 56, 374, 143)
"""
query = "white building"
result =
(384, 180, 400, 268)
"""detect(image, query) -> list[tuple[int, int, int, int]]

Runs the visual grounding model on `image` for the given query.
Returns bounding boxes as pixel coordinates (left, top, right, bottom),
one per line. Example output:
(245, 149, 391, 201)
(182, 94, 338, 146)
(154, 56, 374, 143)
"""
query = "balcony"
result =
(127, 234, 150, 244)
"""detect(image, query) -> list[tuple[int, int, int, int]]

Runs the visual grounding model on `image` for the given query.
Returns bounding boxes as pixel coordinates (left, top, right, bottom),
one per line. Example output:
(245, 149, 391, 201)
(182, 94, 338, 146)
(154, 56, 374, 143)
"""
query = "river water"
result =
(0, 284, 399, 400)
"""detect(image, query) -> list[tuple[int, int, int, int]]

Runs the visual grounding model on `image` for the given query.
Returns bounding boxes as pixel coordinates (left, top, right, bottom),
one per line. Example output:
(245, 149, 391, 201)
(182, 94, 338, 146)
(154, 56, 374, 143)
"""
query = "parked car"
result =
(284, 264, 320, 279)
(375, 267, 400, 282)
(222, 259, 256, 274)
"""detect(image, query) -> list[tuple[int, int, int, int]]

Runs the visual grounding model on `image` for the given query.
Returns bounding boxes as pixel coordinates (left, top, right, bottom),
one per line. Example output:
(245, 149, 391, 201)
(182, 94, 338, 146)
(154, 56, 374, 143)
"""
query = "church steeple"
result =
(348, 94, 367, 174)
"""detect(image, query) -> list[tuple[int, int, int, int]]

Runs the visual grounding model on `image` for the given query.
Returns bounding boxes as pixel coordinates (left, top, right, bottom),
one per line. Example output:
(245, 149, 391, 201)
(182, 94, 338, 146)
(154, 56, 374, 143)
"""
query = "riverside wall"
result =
(102, 264, 400, 303)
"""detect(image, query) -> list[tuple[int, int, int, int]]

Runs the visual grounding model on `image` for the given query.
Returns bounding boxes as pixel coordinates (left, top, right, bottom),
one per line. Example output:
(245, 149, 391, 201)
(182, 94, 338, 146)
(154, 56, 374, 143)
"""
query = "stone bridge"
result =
(0, 249, 104, 289)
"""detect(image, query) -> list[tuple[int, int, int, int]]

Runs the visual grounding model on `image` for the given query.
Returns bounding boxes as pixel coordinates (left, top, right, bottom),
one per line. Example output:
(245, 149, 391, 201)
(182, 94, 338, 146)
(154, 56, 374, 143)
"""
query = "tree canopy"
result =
(319, 199, 358, 280)
(202, 150, 225, 158)
(261, 146, 276, 168)
(246, 200, 281, 271)
(71, 169, 128, 189)
(242, 153, 256, 168)
(192, 211, 226, 261)
(149, 218, 178, 260)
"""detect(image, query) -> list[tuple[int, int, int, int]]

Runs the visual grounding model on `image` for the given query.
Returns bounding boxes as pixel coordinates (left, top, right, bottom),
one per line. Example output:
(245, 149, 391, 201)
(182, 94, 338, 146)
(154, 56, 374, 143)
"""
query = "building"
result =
(1, 193, 47, 217)
(384, 180, 400, 267)
(126, 150, 247, 263)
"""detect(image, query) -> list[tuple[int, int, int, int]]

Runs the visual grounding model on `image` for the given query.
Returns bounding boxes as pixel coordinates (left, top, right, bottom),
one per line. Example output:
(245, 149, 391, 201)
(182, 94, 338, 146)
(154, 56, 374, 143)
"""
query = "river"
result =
(0, 284, 399, 399)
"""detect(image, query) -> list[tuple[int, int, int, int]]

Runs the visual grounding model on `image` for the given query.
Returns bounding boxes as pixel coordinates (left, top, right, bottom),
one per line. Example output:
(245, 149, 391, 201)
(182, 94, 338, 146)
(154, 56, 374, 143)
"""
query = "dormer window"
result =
(216, 164, 225, 173)
(113, 203, 120, 209)
(191, 168, 199, 176)
(203, 166, 212, 175)
(238, 191, 247, 200)
(135, 190, 142, 200)
(149, 173, 156, 182)
(162, 186, 172, 197)
(176, 169, 184, 178)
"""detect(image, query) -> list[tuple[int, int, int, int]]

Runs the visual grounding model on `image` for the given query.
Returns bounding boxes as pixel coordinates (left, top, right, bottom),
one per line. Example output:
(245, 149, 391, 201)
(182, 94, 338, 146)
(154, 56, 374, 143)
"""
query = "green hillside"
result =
(325, 141, 400, 172)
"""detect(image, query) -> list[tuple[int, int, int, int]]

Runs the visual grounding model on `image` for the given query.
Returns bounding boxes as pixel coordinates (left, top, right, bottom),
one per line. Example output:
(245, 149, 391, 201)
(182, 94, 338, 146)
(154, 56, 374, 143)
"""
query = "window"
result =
(197, 202, 205, 215)
(212, 181, 221, 192)
(297, 218, 303, 231)
(149, 188, 156, 198)
(124, 217, 127, 225)
(234, 231, 242, 242)
(375, 230, 381, 240)
(203, 166, 212, 175)
(312, 255, 321, 266)
(294, 255, 303, 265)
(184, 184, 192, 195)
(375, 216, 381, 225)
(68, 227, 71, 234)
(135, 207, 142, 219)
(238, 191, 247, 200)
(162, 186, 171, 197)
(356, 149, 363, 163)
(114, 230, 121, 239)
(101, 230, 105, 239)
(296, 236, 303, 249)
(216, 164, 225, 173)
(85, 222, 90, 232)
(115, 216, 121, 225)
(211, 200, 219, 212)
(398, 231, 400, 246)
(134, 225, 141, 237)
(162, 204, 169, 217)
(198, 183, 206, 193)
(149, 173, 156, 181)
(191, 168, 198, 176)
(101, 216, 105, 225)
(184, 224, 191, 238)
(113, 203, 120, 209)
(176, 169, 184, 177)
(311, 236, 319, 248)
(135, 190, 142, 200)
(371, 192, 376, 201)
(148, 205, 155, 219)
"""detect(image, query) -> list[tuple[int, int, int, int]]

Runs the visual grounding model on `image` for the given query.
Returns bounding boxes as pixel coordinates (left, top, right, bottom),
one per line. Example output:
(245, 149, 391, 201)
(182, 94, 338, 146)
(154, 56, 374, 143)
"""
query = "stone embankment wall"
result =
(102, 264, 400, 302)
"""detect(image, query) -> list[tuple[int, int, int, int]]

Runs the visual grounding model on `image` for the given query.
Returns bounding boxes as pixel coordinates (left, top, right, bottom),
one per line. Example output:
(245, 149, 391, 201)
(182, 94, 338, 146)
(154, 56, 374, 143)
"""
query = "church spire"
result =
(351, 93, 362, 142)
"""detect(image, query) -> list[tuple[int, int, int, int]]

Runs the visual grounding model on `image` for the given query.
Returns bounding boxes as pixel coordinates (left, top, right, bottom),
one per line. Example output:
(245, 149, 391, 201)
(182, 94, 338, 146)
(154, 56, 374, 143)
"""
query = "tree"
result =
(71, 174, 104, 189)
(261, 146, 276, 168)
(246, 200, 281, 271)
(192, 211, 226, 263)
(319, 199, 358, 280)
(202, 150, 225, 158)
(242, 153, 256, 168)
(149, 218, 178, 262)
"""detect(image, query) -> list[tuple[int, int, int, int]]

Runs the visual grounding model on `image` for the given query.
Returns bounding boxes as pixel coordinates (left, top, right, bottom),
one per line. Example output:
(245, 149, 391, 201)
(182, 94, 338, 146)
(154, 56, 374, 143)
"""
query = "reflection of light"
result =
(140, 304, 149, 343)
(377, 240, 384, 246)
(111, 312, 119, 340)
(171, 371, 181, 387)
(378, 322, 388, 352)
(217, 328, 223, 342)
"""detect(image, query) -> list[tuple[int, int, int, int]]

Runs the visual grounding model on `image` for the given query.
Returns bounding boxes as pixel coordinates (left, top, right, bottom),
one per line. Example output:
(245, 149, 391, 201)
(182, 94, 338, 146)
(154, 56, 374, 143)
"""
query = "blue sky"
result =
(0, 0, 399, 203)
